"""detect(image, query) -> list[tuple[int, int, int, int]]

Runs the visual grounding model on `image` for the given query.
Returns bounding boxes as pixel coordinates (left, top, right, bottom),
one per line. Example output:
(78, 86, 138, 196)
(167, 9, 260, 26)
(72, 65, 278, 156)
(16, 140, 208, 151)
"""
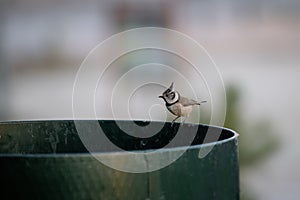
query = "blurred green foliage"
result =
(225, 84, 279, 167)
(224, 84, 280, 200)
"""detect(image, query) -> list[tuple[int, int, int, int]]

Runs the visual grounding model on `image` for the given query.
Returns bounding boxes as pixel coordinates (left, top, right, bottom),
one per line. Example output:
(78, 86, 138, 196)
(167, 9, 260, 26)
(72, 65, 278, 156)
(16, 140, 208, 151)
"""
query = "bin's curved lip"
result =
(179, 125, 238, 151)
(0, 119, 239, 155)
(124, 121, 239, 153)
(92, 124, 239, 156)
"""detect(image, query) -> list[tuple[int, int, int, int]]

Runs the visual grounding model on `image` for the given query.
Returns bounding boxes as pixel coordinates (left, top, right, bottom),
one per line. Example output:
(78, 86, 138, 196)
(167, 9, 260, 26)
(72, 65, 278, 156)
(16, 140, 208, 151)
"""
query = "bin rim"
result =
(0, 119, 239, 156)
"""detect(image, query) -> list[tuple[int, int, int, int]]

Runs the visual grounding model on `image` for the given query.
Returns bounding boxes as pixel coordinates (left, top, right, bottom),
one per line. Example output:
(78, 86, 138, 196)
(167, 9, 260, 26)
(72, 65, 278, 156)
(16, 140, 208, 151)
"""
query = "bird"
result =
(159, 82, 206, 125)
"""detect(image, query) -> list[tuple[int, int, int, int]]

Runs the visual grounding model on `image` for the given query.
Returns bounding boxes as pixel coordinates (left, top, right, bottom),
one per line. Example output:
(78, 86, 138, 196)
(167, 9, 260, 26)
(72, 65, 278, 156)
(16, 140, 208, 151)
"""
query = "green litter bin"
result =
(0, 120, 239, 200)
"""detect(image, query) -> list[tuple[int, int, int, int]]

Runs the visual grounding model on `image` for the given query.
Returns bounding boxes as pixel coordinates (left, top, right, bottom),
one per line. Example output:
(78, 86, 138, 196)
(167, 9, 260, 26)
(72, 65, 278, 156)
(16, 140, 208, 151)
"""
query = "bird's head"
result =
(159, 82, 179, 104)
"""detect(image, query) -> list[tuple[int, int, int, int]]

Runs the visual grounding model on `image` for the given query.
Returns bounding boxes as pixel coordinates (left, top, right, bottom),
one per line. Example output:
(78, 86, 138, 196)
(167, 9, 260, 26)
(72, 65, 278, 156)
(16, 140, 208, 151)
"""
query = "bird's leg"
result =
(171, 116, 181, 126)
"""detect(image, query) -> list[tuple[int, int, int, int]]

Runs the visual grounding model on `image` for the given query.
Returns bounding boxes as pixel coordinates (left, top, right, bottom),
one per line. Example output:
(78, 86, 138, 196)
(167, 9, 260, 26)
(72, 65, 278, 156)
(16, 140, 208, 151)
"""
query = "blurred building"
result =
(2, 0, 300, 74)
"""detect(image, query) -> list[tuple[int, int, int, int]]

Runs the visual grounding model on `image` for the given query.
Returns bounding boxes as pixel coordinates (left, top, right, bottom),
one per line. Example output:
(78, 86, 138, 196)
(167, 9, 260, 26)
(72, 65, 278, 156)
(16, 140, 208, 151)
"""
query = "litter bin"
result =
(0, 120, 239, 200)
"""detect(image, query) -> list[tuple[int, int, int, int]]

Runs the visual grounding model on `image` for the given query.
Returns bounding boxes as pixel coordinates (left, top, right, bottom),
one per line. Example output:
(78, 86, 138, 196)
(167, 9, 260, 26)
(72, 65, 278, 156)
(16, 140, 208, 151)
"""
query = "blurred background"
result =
(1, 0, 300, 199)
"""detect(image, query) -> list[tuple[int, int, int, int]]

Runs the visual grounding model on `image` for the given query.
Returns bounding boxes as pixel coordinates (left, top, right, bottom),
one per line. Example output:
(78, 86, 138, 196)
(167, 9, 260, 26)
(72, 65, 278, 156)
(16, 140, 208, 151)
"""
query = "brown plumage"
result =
(159, 82, 206, 125)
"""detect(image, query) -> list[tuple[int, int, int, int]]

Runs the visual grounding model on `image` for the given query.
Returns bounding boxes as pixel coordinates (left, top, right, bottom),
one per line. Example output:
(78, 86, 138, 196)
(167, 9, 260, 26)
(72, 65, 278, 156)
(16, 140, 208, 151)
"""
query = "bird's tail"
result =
(196, 100, 207, 105)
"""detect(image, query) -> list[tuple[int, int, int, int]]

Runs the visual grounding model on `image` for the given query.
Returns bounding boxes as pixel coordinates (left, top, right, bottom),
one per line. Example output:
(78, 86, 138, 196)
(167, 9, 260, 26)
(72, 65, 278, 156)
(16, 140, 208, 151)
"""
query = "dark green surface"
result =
(0, 120, 239, 200)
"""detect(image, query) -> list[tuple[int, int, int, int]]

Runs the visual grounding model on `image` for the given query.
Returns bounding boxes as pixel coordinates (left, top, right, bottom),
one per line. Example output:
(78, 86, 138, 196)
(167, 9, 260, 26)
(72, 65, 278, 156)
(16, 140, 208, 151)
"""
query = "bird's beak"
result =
(158, 95, 163, 98)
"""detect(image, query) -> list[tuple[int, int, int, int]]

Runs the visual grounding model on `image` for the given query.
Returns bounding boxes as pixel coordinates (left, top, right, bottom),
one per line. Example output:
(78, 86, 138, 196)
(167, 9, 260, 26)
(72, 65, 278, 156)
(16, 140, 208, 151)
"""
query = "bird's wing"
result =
(179, 96, 200, 106)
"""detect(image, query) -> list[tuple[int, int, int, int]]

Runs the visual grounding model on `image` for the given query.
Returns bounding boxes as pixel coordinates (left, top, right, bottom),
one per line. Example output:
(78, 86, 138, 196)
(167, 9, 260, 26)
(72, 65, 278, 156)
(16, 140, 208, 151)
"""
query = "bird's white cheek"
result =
(167, 92, 179, 104)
